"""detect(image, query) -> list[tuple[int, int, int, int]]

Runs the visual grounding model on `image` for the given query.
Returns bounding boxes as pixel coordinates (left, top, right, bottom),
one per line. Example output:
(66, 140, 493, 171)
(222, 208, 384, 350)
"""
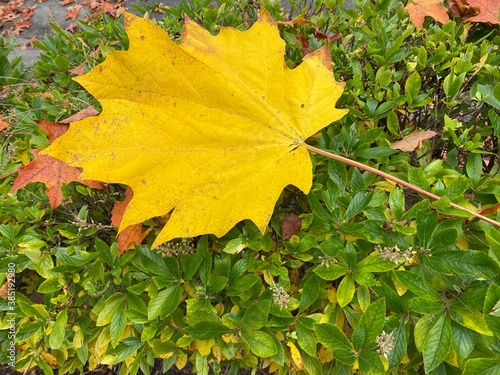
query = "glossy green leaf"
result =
(423, 314, 452, 373)
(405, 71, 422, 105)
(356, 253, 398, 273)
(297, 321, 317, 357)
(388, 324, 407, 370)
(241, 330, 278, 358)
(358, 298, 386, 348)
(299, 273, 320, 313)
(110, 308, 127, 348)
(408, 297, 443, 315)
(392, 270, 440, 299)
(337, 274, 355, 307)
(185, 321, 232, 340)
(314, 263, 348, 281)
(49, 308, 68, 349)
(463, 358, 500, 375)
(451, 321, 477, 363)
(358, 350, 385, 375)
(239, 299, 271, 330)
(484, 282, 500, 338)
(148, 285, 181, 320)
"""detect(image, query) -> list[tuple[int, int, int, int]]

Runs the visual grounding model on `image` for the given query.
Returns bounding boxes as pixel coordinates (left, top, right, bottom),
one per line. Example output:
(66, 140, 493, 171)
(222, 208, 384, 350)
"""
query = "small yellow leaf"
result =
(175, 351, 188, 369)
(317, 347, 333, 364)
(43, 7, 346, 247)
(287, 341, 304, 370)
(40, 350, 58, 366)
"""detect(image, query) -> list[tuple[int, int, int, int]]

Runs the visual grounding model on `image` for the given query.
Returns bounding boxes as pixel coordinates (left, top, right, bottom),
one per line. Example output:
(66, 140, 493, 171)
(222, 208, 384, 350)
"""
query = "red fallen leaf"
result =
(69, 62, 85, 76)
(390, 130, 437, 152)
(0, 117, 10, 131)
(465, 0, 500, 24)
(11, 149, 104, 209)
(21, 36, 40, 50)
(405, 0, 450, 28)
(478, 203, 500, 216)
(111, 187, 142, 253)
(60, 0, 76, 5)
(37, 120, 69, 144)
(448, 0, 477, 18)
(66, 4, 83, 20)
(280, 213, 302, 241)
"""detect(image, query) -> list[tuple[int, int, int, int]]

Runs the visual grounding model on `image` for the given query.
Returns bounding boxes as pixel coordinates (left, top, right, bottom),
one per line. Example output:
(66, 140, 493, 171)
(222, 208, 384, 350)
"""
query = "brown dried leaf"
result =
(60, 106, 99, 123)
(280, 213, 301, 241)
(405, 0, 450, 28)
(111, 187, 142, 253)
(390, 130, 437, 152)
(37, 120, 69, 144)
(465, 0, 500, 24)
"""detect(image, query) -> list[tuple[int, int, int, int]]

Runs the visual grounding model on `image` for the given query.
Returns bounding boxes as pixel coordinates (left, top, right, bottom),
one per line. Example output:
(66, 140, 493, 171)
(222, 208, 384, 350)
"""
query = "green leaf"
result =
(423, 314, 452, 373)
(358, 350, 385, 375)
(356, 253, 398, 273)
(405, 71, 422, 105)
(97, 293, 127, 326)
(37, 277, 61, 294)
(463, 358, 500, 375)
(344, 191, 372, 220)
(414, 315, 433, 353)
(466, 152, 482, 185)
(388, 324, 407, 370)
(392, 270, 440, 299)
(359, 298, 386, 348)
(484, 282, 500, 338)
(226, 273, 260, 296)
(416, 205, 437, 247)
(148, 285, 181, 320)
(314, 263, 348, 281)
(299, 273, 320, 313)
(315, 323, 352, 351)
(443, 72, 466, 100)
(389, 188, 404, 221)
(239, 299, 271, 330)
(180, 253, 203, 280)
(185, 321, 232, 340)
(451, 321, 477, 363)
(477, 83, 500, 110)
(408, 297, 444, 315)
(337, 274, 355, 307)
(426, 250, 498, 277)
(297, 321, 317, 357)
(110, 308, 127, 348)
(308, 192, 333, 221)
(427, 228, 458, 251)
(49, 308, 68, 349)
(240, 330, 278, 358)
(451, 305, 493, 336)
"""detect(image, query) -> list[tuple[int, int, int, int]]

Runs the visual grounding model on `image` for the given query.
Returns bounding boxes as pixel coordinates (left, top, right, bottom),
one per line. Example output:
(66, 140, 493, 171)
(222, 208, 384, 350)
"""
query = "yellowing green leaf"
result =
(43, 8, 346, 247)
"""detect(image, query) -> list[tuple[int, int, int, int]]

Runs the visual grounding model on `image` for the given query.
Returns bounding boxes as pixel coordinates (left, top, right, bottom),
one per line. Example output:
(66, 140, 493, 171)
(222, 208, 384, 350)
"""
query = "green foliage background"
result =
(1, 0, 500, 374)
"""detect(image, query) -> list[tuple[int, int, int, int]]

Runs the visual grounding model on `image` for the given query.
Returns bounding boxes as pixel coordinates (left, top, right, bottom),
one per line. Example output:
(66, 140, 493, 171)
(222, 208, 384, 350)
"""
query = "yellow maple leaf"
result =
(43, 7, 347, 247)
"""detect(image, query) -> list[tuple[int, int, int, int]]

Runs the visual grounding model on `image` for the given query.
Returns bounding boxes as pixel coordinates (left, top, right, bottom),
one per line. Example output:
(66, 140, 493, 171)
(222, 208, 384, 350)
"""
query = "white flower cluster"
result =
(319, 255, 339, 268)
(376, 245, 416, 264)
(375, 331, 395, 359)
(270, 285, 289, 310)
(155, 238, 196, 257)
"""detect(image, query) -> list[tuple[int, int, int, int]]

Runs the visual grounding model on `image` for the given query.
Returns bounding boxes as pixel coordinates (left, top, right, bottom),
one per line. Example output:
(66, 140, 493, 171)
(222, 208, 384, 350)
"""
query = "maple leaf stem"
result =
(306, 144, 500, 228)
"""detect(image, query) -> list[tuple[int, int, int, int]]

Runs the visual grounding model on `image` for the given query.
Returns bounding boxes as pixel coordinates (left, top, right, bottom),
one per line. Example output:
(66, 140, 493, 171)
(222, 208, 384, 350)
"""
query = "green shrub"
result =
(1, 0, 500, 374)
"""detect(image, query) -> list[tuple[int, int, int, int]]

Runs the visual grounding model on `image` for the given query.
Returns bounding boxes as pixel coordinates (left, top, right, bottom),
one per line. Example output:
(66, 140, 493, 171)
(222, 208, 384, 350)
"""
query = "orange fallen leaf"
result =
(465, 0, 500, 24)
(0, 117, 10, 131)
(111, 187, 142, 253)
(405, 0, 450, 28)
(390, 130, 437, 152)
(66, 4, 83, 20)
(37, 120, 69, 144)
(11, 149, 103, 209)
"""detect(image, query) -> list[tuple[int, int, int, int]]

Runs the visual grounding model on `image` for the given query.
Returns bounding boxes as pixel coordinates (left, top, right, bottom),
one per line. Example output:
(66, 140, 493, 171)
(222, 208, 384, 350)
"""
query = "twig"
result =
(306, 144, 500, 228)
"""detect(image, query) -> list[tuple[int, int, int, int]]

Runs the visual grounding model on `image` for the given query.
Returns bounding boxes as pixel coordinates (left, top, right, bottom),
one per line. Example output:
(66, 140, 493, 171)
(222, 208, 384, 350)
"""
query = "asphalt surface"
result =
(4, 0, 182, 65)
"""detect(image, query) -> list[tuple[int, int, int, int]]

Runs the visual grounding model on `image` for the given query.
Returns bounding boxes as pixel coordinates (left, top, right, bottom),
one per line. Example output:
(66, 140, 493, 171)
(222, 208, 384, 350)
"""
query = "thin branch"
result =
(306, 144, 500, 228)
